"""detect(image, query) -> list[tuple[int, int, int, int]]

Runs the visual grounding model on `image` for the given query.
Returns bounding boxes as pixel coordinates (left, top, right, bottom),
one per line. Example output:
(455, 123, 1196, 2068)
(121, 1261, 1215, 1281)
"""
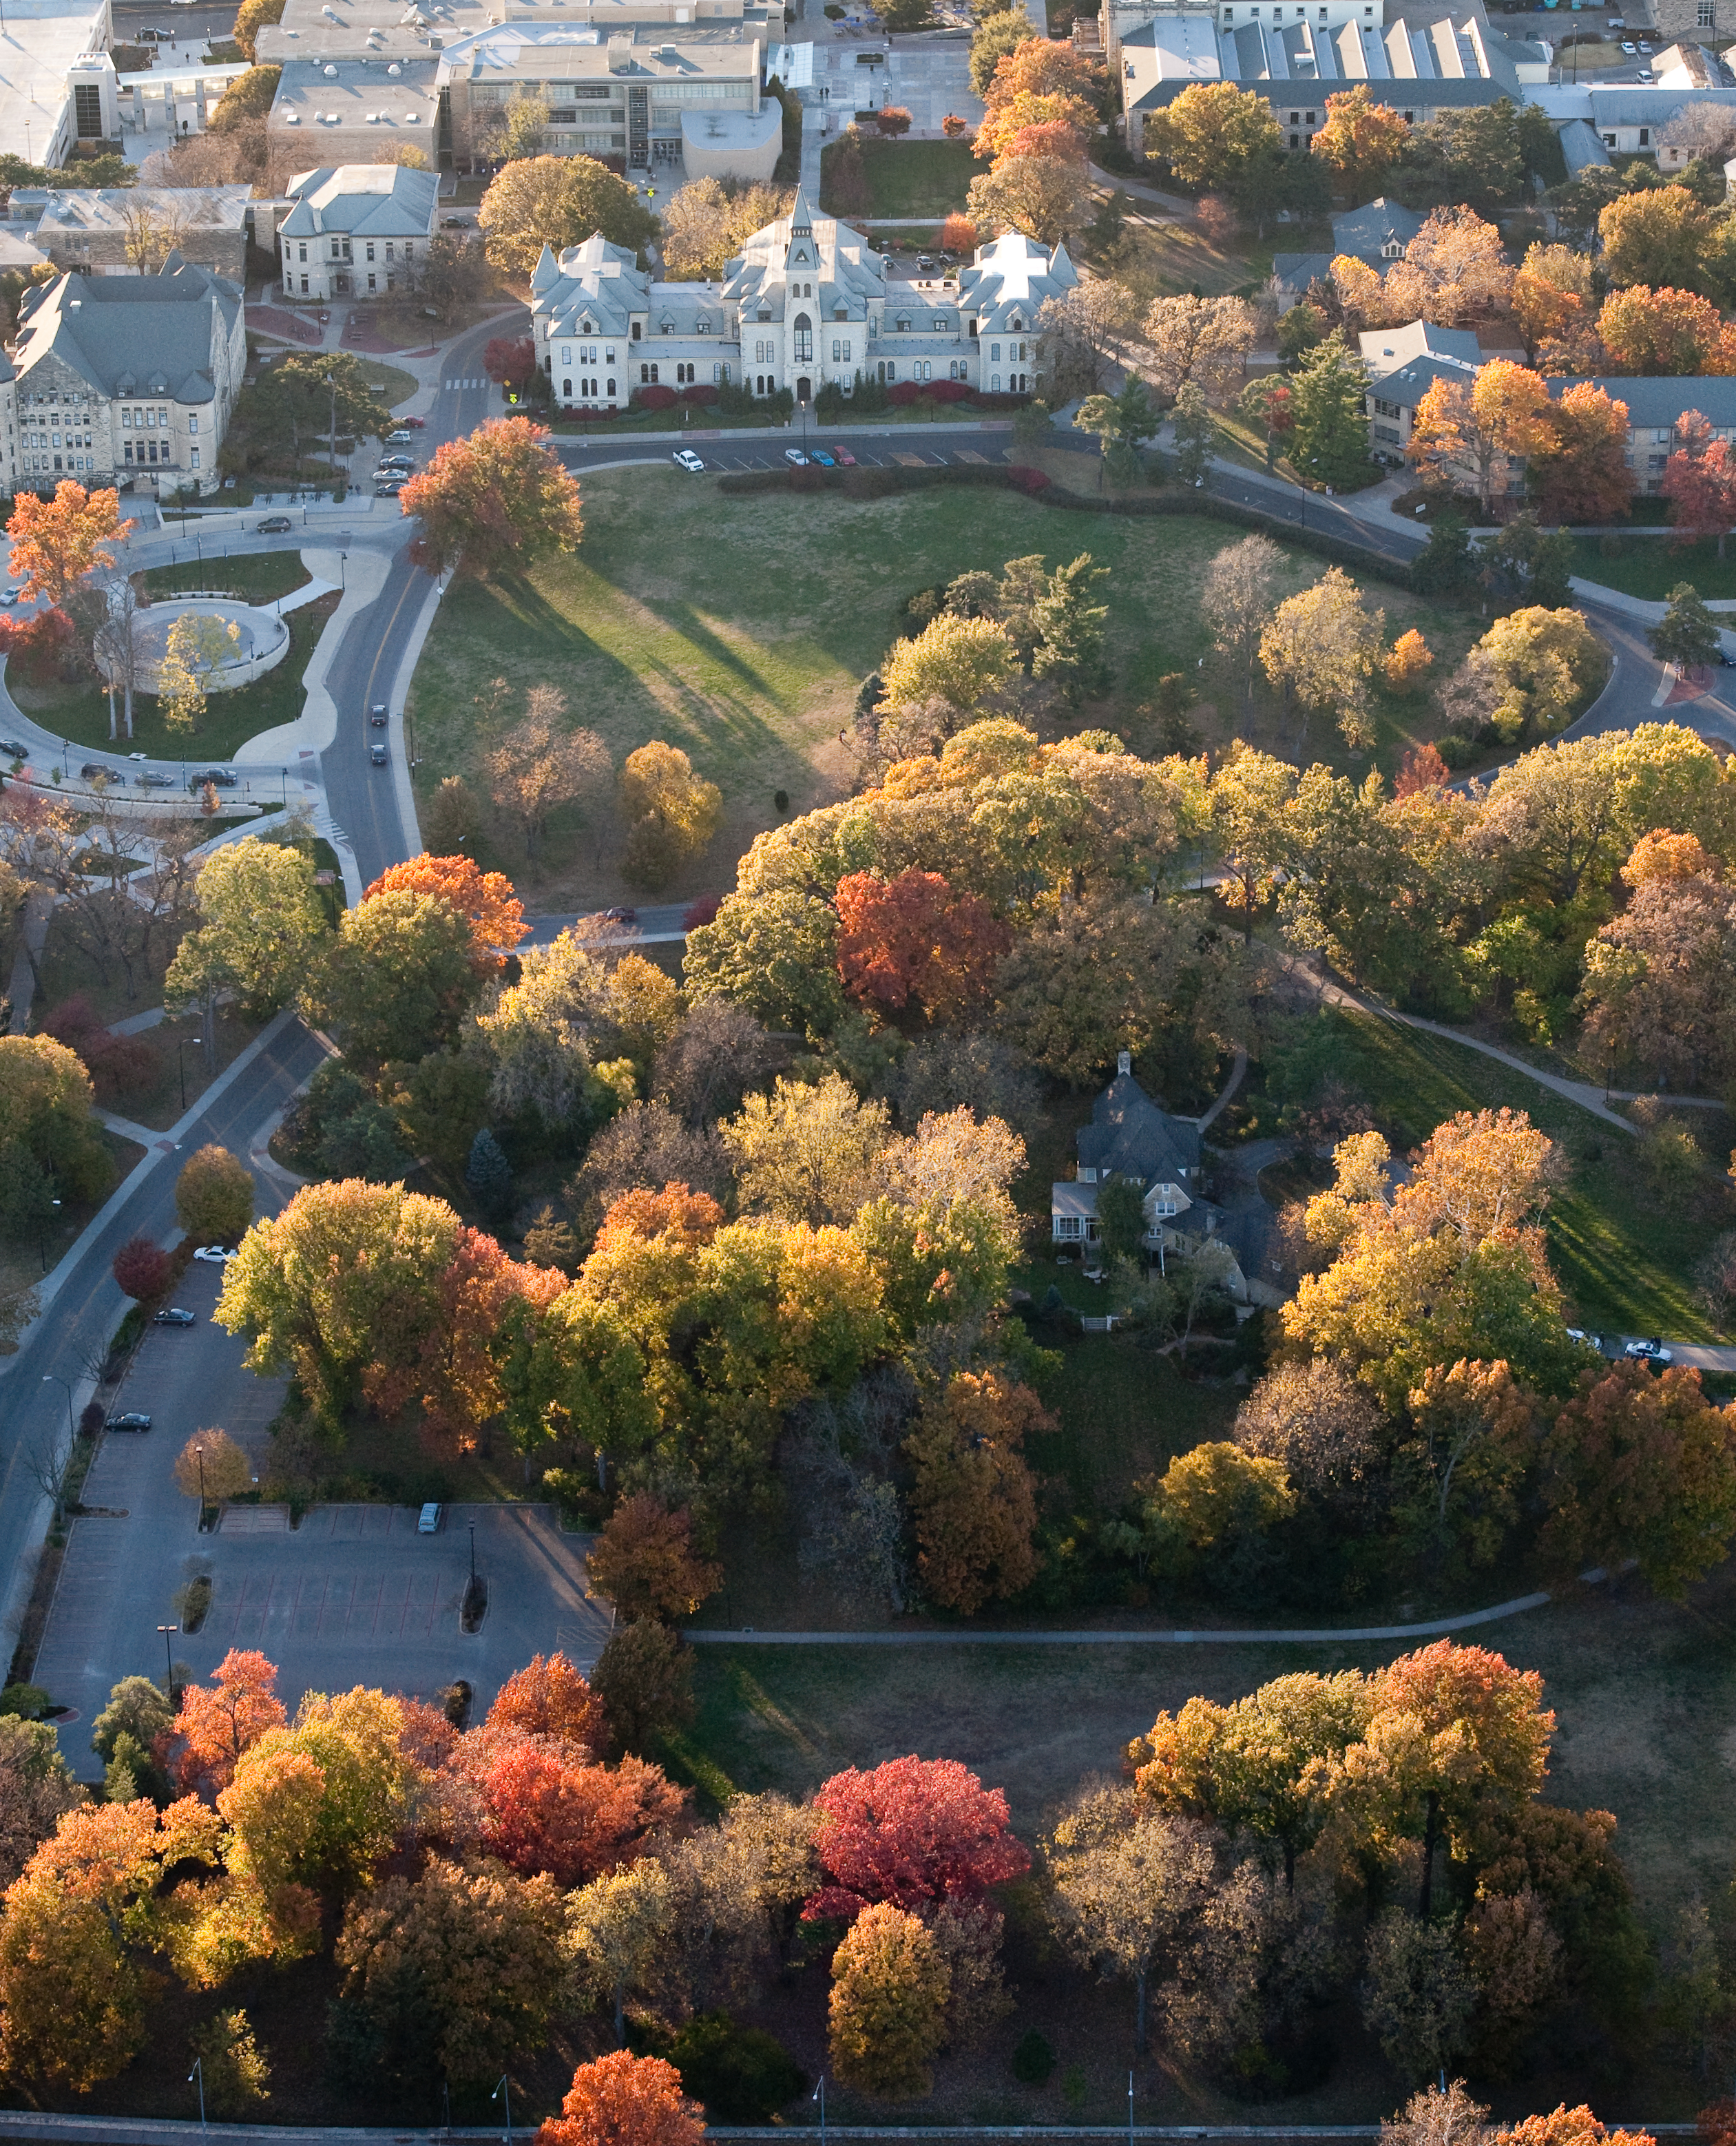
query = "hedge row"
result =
(713, 463, 1421, 591)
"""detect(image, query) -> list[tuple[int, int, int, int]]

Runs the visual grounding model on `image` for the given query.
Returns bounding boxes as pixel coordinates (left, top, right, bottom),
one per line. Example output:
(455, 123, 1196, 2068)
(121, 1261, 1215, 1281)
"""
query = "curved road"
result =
(4, 357, 1732, 1661)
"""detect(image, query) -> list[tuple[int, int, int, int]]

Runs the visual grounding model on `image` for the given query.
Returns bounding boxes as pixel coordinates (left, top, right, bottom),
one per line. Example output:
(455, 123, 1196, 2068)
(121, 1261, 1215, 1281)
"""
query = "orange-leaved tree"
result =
(537, 2051, 706, 2146)
(488, 1650, 608, 1750)
(585, 1493, 723, 1622)
(904, 1371, 1048, 1614)
(1497, 2109, 1655, 2146)
(1310, 85, 1408, 199)
(471, 1736, 687, 1886)
(1596, 285, 1736, 377)
(1529, 384, 1633, 525)
(1406, 360, 1551, 516)
(835, 867, 1012, 1022)
(6, 481, 132, 608)
(400, 417, 584, 581)
(364, 853, 527, 968)
(171, 1648, 287, 1795)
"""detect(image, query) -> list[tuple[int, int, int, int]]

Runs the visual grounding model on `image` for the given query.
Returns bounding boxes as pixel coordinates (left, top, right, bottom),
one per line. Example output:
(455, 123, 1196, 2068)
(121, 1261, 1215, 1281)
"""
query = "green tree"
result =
(1650, 581, 1722, 672)
(479, 155, 659, 279)
(568, 1861, 676, 2045)
(1145, 81, 1282, 192)
(1260, 566, 1385, 748)
(1032, 553, 1111, 705)
(882, 612, 1016, 717)
(1096, 1175, 1147, 1263)
(175, 1143, 253, 1248)
(208, 63, 278, 129)
(590, 1621, 696, 1758)
(502, 92, 550, 160)
(970, 9, 1036, 97)
(335, 1854, 570, 2085)
(305, 887, 480, 1067)
(0, 1034, 113, 1227)
(159, 612, 239, 734)
(683, 890, 846, 1038)
(166, 842, 331, 1023)
(828, 1903, 950, 2098)
(213, 1180, 463, 1429)
(1074, 379, 1160, 480)
(1287, 331, 1373, 490)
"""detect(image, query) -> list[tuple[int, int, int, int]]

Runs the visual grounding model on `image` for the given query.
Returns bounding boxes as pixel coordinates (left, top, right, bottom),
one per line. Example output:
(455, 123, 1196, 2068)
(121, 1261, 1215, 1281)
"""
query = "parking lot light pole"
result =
(158, 1623, 179, 1702)
(469, 1519, 476, 1584)
(41, 1373, 73, 1444)
(493, 2075, 512, 2146)
(189, 2056, 206, 2136)
(196, 1443, 207, 1530)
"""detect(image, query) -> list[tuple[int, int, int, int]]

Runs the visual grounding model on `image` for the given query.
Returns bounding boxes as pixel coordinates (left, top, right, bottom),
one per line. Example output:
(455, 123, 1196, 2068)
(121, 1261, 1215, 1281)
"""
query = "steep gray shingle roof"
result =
(1076, 1068, 1202, 1185)
(11, 258, 240, 403)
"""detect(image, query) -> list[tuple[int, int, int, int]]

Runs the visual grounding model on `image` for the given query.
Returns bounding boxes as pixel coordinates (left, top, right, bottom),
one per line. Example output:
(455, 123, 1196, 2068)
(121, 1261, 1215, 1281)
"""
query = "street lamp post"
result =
(493, 2074, 512, 2146)
(158, 1622, 180, 1702)
(189, 2056, 206, 2136)
(41, 1373, 74, 1446)
(195, 1442, 206, 1530)
(176, 1032, 197, 1112)
(469, 1519, 476, 1585)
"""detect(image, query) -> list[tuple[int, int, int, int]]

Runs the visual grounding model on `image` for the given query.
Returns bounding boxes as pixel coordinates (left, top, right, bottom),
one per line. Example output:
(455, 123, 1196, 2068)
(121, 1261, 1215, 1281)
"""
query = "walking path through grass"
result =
(687, 1587, 1554, 1643)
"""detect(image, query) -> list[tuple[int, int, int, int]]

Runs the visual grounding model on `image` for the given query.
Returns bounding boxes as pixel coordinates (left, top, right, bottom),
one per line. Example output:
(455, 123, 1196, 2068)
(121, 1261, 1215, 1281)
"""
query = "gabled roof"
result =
(1358, 317, 1481, 400)
(1075, 1065, 1202, 1187)
(10, 258, 241, 404)
(1548, 374, 1730, 428)
(1331, 196, 1424, 263)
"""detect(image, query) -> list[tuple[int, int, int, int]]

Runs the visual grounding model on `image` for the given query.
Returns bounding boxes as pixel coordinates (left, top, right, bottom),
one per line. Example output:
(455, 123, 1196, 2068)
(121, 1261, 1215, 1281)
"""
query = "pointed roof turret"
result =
(784, 183, 817, 273)
(531, 240, 559, 295)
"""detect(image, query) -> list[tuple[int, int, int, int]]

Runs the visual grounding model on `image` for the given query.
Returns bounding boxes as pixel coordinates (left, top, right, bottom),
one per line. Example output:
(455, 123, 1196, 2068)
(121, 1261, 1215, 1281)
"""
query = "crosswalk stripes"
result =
(442, 377, 488, 390)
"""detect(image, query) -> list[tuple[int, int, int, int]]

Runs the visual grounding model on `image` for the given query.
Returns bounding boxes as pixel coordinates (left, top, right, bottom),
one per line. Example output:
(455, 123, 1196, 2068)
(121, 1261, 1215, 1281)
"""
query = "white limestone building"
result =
(276, 163, 441, 302)
(6, 258, 246, 499)
(529, 188, 1078, 409)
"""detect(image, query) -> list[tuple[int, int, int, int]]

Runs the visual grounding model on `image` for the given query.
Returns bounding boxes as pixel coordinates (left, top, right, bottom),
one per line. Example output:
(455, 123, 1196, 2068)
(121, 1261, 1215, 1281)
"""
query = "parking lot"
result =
(32, 1261, 609, 1778)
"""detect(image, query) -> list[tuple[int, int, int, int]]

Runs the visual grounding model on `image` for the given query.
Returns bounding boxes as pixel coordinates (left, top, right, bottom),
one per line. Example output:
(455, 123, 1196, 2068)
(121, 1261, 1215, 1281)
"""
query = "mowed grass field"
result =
(406, 470, 1483, 907)
(820, 137, 988, 217)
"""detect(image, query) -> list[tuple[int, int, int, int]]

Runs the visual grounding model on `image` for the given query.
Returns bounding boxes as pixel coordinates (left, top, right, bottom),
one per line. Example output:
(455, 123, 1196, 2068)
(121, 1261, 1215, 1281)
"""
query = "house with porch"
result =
(1052, 1052, 1245, 1287)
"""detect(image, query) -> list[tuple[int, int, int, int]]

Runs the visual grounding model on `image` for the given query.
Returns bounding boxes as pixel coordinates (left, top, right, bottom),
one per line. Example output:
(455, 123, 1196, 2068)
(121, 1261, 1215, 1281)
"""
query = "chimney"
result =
(1117, 1050, 1131, 1076)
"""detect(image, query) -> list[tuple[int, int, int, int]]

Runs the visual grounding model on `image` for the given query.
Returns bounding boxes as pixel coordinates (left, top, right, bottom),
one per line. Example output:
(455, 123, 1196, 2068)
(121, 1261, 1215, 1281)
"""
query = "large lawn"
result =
(1247, 1007, 1736, 1343)
(820, 136, 987, 217)
(406, 470, 1481, 907)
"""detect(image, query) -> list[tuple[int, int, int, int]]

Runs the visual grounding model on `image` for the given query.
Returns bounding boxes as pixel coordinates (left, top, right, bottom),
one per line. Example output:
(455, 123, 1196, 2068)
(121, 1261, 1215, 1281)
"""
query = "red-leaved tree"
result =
(112, 1234, 172, 1302)
(474, 1736, 687, 1886)
(488, 1652, 607, 1752)
(804, 1755, 1031, 1922)
(483, 337, 538, 390)
(0, 605, 76, 687)
(400, 418, 584, 581)
(1660, 410, 1736, 560)
(937, 213, 978, 251)
(42, 995, 160, 1104)
(834, 868, 1012, 1023)
(171, 1648, 288, 1795)
(537, 2052, 705, 2146)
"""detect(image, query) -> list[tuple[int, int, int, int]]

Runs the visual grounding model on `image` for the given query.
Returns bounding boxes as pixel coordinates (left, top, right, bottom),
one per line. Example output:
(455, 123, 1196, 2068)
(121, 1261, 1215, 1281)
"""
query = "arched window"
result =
(793, 311, 813, 362)
(563, 377, 572, 397)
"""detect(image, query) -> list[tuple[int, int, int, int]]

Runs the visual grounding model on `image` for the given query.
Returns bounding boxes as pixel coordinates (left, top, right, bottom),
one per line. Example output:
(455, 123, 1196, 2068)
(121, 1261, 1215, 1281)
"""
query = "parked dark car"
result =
(256, 514, 293, 533)
(153, 1307, 196, 1326)
(187, 769, 238, 789)
(135, 770, 177, 789)
(0, 740, 28, 760)
(79, 762, 109, 780)
(105, 1413, 152, 1432)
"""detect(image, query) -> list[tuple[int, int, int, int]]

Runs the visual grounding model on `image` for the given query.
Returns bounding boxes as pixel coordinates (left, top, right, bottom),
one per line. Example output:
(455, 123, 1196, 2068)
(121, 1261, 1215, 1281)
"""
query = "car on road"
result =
(1624, 1337, 1674, 1364)
(375, 479, 404, 497)
(418, 1501, 443, 1534)
(387, 429, 414, 444)
(135, 770, 177, 788)
(811, 448, 836, 466)
(783, 448, 809, 466)
(256, 514, 293, 533)
(672, 449, 705, 472)
(80, 762, 109, 780)
(1567, 1327, 1604, 1353)
(187, 768, 238, 789)
(370, 741, 389, 766)
(106, 1413, 152, 1433)
(0, 589, 17, 607)
(604, 906, 638, 923)
(401, 415, 426, 428)
(441, 216, 468, 229)
(153, 1307, 196, 1327)
(369, 702, 388, 726)
(192, 1244, 238, 1264)
(831, 447, 857, 466)
(0, 740, 28, 760)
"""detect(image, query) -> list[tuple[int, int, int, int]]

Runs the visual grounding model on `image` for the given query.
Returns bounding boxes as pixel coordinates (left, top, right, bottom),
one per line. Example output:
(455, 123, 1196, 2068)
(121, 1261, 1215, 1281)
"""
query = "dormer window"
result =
(835, 303, 848, 320)
(660, 318, 675, 333)
(698, 317, 710, 333)
(895, 314, 910, 331)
